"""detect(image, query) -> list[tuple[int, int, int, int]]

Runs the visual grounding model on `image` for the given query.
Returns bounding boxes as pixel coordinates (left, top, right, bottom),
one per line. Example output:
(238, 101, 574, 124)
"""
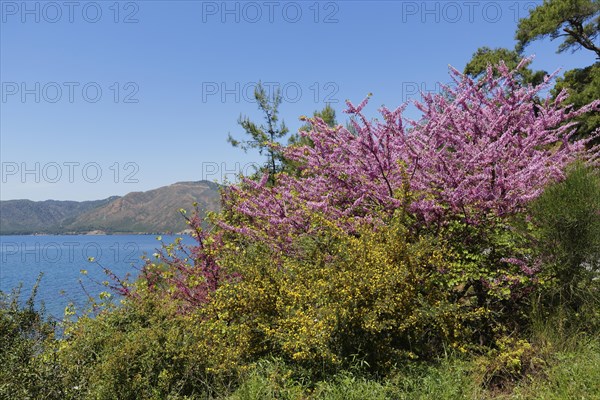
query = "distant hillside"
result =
(0, 197, 118, 235)
(0, 181, 221, 235)
(68, 181, 221, 234)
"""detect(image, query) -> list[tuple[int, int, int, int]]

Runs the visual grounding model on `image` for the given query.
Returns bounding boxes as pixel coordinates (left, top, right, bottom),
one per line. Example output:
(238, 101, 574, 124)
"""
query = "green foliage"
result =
(311, 373, 388, 400)
(552, 63, 600, 140)
(56, 297, 219, 399)
(229, 356, 479, 400)
(530, 162, 600, 306)
(513, 340, 600, 399)
(475, 336, 543, 391)
(464, 47, 547, 85)
(227, 82, 289, 184)
(227, 359, 306, 400)
(433, 211, 538, 348)
(227, 338, 600, 399)
(515, 0, 600, 59)
(385, 358, 479, 400)
(228, 356, 479, 400)
(0, 277, 65, 399)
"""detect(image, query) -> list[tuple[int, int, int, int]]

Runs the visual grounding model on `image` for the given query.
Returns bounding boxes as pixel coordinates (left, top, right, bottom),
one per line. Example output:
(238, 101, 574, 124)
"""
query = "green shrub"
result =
(475, 336, 544, 391)
(530, 162, 600, 308)
(385, 358, 479, 400)
(0, 275, 64, 400)
(228, 359, 305, 400)
(56, 296, 215, 399)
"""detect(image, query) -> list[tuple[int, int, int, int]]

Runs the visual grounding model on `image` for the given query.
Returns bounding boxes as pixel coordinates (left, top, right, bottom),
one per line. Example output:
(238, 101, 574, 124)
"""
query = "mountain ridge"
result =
(0, 181, 222, 235)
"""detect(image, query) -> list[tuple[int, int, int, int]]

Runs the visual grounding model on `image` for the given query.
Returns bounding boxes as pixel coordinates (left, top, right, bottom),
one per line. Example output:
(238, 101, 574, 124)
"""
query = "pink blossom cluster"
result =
(220, 61, 599, 247)
(141, 212, 234, 311)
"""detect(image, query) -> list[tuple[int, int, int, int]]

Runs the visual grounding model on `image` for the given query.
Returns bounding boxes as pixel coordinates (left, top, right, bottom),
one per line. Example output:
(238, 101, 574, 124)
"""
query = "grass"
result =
(227, 333, 600, 400)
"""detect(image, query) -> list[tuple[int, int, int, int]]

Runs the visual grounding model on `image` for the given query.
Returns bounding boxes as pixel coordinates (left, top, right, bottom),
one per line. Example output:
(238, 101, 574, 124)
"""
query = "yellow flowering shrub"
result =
(202, 211, 487, 374)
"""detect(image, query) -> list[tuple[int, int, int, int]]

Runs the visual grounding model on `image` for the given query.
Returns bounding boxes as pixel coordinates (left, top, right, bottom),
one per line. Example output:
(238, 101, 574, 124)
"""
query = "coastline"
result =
(0, 231, 194, 236)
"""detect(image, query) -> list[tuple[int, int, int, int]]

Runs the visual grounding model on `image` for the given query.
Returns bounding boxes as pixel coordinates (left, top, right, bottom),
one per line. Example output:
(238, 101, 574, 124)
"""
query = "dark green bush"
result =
(57, 296, 215, 399)
(0, 275, 63, 400)
(530, 162, 600, 310)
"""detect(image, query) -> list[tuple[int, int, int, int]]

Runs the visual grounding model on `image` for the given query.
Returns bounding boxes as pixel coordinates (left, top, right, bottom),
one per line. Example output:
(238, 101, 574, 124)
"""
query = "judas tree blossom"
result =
(140, 210, 234, 311)
(121, 61, 598, 312)
(219, 61, 599, 248)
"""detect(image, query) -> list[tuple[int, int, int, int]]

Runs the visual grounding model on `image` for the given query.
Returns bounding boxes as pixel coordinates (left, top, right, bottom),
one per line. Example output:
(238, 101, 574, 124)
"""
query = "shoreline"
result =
(0, 231, 193, 236)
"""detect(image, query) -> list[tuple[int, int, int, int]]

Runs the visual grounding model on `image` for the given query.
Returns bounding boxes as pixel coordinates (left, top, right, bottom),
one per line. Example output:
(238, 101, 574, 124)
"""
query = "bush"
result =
(530, 162, 600, 310)
(56, 296, 215, 399)
(0, 276, 65, 399)
(475, 336, 544, 391)
(200, 209, 519, 376)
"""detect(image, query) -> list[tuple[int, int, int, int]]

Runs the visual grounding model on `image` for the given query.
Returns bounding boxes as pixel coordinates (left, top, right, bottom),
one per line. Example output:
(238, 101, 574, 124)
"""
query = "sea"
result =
(0, 234, 196, 319)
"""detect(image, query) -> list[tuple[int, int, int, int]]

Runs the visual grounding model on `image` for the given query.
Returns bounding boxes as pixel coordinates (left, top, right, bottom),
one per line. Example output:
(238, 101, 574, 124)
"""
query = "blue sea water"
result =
(0, 235, 195, 319)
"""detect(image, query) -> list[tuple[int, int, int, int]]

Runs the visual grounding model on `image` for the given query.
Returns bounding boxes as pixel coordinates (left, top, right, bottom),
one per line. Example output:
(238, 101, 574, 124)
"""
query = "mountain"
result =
(68, 181, 221, 234)
(0, 181, 221, 235)
(0, 197, 118, 235)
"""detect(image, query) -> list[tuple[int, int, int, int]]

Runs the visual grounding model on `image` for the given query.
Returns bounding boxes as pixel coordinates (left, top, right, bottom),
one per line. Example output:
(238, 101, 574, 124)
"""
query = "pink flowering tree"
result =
(220, 61, 599, 248)
(126, 61, 598, 322)
(212, 61, 599, 337)
(138, 209, 235, 312)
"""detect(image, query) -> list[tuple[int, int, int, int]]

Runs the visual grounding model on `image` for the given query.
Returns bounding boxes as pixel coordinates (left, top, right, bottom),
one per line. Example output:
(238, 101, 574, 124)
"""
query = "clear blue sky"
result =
(0, 0, 596, 200)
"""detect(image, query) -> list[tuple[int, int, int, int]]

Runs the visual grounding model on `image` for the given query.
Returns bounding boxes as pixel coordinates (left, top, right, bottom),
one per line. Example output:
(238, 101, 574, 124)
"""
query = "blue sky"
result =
(0, 0, 596, 201)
